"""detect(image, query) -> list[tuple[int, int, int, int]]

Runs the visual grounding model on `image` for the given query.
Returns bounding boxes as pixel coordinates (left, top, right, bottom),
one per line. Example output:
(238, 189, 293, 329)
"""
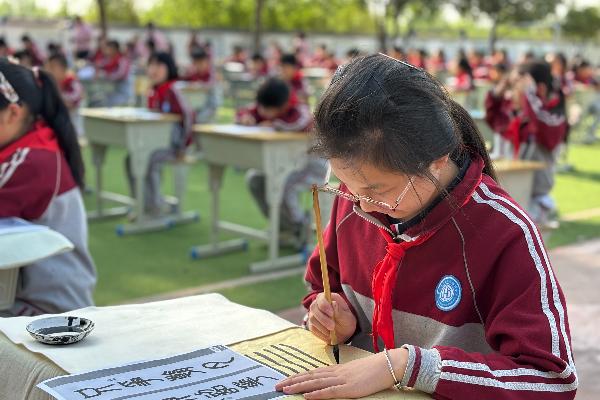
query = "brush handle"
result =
(312, 186, 338, 347)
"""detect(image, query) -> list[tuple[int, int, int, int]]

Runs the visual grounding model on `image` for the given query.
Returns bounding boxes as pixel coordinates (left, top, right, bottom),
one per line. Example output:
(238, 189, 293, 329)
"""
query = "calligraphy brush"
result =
(311, 185, 340, 364)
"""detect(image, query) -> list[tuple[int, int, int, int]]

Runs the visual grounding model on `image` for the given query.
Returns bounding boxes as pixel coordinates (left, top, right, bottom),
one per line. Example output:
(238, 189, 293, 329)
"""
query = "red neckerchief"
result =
(147, 80, 176, 110)
(371, 228, 436, 352)
(0, 122, 59, 162)
(369, 155, 485, 352)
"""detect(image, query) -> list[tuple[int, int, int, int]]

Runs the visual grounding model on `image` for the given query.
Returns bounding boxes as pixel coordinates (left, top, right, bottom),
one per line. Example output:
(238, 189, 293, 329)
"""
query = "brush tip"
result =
(333, 344, 340, 364)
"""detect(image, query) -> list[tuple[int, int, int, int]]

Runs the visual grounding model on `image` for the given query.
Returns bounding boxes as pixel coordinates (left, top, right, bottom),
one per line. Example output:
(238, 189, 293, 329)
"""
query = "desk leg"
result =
(189, 164, 246, 259)
(92, 144, 106, 217)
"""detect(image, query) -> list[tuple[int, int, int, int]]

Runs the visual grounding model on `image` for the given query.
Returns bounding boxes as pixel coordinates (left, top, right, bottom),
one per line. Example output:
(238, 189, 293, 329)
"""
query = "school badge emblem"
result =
(435, 275, 462, 311)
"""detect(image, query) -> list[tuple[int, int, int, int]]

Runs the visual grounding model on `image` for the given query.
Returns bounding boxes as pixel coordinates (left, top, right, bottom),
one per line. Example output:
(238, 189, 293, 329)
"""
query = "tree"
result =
(253, 0, 265, 53)
(562, 7, 600, 41)
(86, 0, 140, 30)
(452, 0, 562, 53)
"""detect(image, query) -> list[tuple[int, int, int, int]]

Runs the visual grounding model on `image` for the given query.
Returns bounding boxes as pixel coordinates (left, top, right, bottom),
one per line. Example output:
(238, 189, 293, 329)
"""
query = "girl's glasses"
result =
(315, 164, 412, 212)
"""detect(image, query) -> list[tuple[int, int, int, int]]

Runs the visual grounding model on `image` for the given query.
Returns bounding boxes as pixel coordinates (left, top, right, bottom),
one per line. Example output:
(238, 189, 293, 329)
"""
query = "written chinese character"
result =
(162, 367, 205, 381)
(162, 396, 196, 400)
(195, 384, 239, 398)
(118, 376, 164, 387)
(201, 357, 235, 370)
(232, 375, 278, 390)
(74, 384, 122, 398)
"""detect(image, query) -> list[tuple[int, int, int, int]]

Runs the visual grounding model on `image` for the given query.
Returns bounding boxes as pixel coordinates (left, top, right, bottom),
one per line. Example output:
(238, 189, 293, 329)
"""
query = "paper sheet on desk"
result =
(0, 294, 295, 374)
(211, 124, 276, 135)
(231, 328, 431, 399)
(39, 345, 286, 400)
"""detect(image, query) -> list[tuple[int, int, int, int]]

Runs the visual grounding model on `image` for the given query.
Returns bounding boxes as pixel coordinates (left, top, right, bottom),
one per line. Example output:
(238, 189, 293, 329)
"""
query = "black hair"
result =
(280, 53, 298, 67)
(21, 35, 31, 43)
(251, 53, 265, 62)
(492, 62, 507, 74)
(457, 57, 473, 77)
(48, 52, 68, 69)
(13, 50, 32, 64)
(0, 37, 7, 48)
(0, 58, 84, 187)
(107, 40, 120, 51)
(148, 51, 178, 81)
(524, 60, 554, 91)
(313, 54, 496, 185)
(256, 77, 290, 108)
(191, 48, 208, 61)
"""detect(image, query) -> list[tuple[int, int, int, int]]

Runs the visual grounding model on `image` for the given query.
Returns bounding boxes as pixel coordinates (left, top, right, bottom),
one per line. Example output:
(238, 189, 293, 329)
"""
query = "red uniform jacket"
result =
(235, 97, 312, 132)
(147, 80, 194, 149)
(60, 75, 84, 109)
(100, 53, 130, 81)
(304, 155, 576, 399)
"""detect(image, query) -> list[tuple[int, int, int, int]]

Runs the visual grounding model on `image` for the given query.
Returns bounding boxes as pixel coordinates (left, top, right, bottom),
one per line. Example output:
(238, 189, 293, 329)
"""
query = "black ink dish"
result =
(26, 316, 94, 345)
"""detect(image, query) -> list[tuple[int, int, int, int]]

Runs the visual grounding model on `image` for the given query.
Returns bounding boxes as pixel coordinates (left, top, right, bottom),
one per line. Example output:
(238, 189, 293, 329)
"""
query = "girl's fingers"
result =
(308, 315, 332, 341)
(311, 306, 335, 331)
(276, 367, 336, 389)
(303, 385, 347, 400)
(281, 376, 345, 396)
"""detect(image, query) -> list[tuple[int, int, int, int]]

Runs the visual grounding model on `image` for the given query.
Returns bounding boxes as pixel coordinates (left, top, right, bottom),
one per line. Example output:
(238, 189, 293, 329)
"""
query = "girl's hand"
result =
(308, 293, 357, 345)
(275, 348, 408, 399)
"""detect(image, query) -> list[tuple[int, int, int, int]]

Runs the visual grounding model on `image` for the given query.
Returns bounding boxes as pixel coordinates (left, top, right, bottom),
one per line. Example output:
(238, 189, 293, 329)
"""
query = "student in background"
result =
(46, 53, 84, 138)
(249, 53, 269, 78)
(183, 48, 218, 124)
(280, 53, 309, 104)
(453, 57, 474, 92)
(0, 37, 13, 58)
(227, 45, 248, 67)
(0, 59, 96, 316)
(184, 48, 212, 83)
(125, 52, 193, 217)
(96, 40, 132, 106)
(517, 61, 568, 227)
(13, 50, 34, 69)
(70, 16, 94, 61)
(20, 35, 44, 67)
(237, 78, 327, 244)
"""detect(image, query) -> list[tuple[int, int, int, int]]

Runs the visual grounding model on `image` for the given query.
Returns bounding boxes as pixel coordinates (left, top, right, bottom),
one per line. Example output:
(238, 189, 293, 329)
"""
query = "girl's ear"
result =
(6, 103, 25, 125)
(429, 154, 450, 180)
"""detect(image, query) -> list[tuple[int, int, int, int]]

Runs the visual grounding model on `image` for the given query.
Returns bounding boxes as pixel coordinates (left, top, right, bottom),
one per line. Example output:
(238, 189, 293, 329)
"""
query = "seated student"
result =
(13, 50, 34, 69)
(96, 40, 132, 106)
(125, 52, 194, 217)
(237, 78, 327, 243)
(280, 53, 309, 104)
(275, 53, 576, 400)
(183, 48, 218, 123)
(249, 53, 269, 79)
(20, 35, 44, 67)
(184, 48, 212, 83)
(0, 37, 13, 58)
(453, 57, 474, 92)
(0, 59, 96, 316)
(46, 53, 84, 138)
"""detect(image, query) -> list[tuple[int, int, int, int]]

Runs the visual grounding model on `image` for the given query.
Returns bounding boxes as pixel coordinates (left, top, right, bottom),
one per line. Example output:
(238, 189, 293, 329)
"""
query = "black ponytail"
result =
(312, 53, 497, 183)
(0, 58, 85, 187)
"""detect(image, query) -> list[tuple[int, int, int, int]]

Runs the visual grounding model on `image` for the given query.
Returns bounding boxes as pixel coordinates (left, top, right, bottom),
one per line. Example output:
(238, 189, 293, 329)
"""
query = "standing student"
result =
(125, 52, 193, 217)
(96, 40, 132, 106)
(46, 53, 85, 138)
(275, 54, 576, 399)
(517, 61, 568, 227)
(0, 59, 96, 316)
(280, 53, 309, 104)
(70, 16, 94, 61)
(237, 77, 327, 243)
(20, 35, 44, 67)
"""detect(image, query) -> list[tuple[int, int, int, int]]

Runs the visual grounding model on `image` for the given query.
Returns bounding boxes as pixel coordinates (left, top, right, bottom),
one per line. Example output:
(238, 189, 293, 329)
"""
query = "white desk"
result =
(175, 81, 212, 108)
(494, 159, 546, 208)
(191, 124, 311, 273)
(82, 107, 198, 235)
(0, 218, 73, 310)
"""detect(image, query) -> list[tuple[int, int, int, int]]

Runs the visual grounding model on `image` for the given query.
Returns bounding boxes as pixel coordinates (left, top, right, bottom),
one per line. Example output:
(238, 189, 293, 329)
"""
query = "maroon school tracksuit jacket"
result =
(303, 155, 577, 399)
